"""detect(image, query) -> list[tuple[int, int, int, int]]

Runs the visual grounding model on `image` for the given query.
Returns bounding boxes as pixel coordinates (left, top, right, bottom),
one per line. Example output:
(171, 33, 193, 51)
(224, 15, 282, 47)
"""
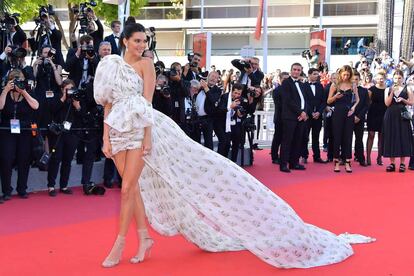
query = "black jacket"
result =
(90, 19, 104, 53)
(272, 85, 283, 124)
(28, 28, 64, 67)
(280, 77, 310, 121)
(9, 25, 27, 48)
(104, 34, 121, 55)
(354, 86, 369, 121)
(204, 85, 222, 116)
(304, 81, 326, 116)
(65, 48, 99, 87)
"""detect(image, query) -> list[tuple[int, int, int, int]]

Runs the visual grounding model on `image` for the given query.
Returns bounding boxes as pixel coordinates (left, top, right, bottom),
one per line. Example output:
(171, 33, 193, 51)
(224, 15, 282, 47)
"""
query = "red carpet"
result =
(1, 150, 414, 275)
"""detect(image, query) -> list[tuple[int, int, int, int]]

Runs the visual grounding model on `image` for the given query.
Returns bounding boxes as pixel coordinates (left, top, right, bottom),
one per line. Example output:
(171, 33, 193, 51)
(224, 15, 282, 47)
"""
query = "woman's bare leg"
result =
(366, 131, 375, 165)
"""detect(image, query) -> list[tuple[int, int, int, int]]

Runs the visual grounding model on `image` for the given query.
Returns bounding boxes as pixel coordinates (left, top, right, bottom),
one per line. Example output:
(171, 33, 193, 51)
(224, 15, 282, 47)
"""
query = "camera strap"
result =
(50, 104, 73, 156)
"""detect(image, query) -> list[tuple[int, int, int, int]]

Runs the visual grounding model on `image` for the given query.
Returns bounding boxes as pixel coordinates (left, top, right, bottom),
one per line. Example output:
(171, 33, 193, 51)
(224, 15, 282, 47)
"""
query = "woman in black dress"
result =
(366, 71, 387, 165)
(327, 65, 360, 173)
(381, 70, 414, 172)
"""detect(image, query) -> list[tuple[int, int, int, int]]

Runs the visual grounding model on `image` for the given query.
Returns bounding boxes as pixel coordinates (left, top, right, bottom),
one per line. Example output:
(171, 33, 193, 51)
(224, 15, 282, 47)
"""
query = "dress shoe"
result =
(301, 158, 308, 164)
(359, 161, 368, 167)
(104, 180, 114, 188)
(48, 188, 57, 197)
(3, 194, 11, 201)
(291, 164, 306, 170)
(60, 188, 73, 195)
(252, 143, 263, 150)
(272, 159, 280, 164)
(314, 158, 328, 164)
(280, 166, 291, 173)
(18, 193, 29, 199)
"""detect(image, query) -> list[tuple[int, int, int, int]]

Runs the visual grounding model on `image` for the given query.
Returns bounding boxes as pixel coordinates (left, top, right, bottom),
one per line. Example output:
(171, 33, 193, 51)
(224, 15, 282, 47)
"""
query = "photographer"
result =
(28, 10, 64, 67)
(183, 52, 202, 81)
(168, 62, 189, 125)
(46, 79, 82, 196)
(0, 14, 27, 51)
(303, 49, 319, 69)
(217, 83, 250, 162)
(0, 69, 39, 200)
(33, 45, 63, 138)
(104, 20, 121, 55)
(153, 74, 173, 116)
(1, 47, 34, 84)
(400, 51, 414, 76)
(231, 57, 264, 96)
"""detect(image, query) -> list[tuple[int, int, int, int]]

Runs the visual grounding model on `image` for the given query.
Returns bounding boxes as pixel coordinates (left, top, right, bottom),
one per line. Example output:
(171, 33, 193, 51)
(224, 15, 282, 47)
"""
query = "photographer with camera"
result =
(1, 46, 34, 84)
(104, 20, 121, 56)
(231, 57, 264, 96)
(153, 74, 173, 116)
(216, 83, 250, 162)
(0, 69, 39, 200)
(28, 7, 64, 67)
(33, 45, 63, 140)
(183, 52, 202, 81)
(302, 49, 319, 69)
(46, 79, 82, 196)
(0, 13, 27, 51)
(167, 62, 190, 125)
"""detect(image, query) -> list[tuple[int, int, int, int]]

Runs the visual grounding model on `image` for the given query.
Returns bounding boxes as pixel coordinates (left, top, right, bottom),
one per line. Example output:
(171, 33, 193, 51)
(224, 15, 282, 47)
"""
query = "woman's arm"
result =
(384, 88, 393, 107)
(103, 103, 112, 142)
(20, 89, 40, 110)
(403, 86, 414, 106)
(327, 84, 339, 105)
(351, 88, 360, 111)
(0, 81, 13, 110)
(52, 64, 63, 86)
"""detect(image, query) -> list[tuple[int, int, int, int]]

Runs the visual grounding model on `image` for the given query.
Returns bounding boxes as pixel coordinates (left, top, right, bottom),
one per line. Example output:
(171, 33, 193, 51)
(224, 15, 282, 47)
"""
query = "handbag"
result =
(401, 106, 413, 121)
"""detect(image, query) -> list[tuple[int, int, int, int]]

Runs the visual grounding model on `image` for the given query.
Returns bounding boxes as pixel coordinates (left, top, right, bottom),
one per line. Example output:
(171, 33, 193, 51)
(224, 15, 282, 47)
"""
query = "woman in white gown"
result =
(95, 23, 374, 269)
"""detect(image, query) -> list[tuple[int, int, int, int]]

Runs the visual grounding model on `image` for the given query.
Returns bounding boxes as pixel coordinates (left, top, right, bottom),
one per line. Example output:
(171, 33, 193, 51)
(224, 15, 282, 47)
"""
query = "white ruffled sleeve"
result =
(93, 55, 121, 106)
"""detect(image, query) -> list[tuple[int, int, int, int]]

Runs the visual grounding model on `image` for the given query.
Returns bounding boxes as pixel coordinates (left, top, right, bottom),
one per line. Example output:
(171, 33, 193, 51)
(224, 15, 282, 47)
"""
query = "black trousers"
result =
(302, 117, 322, 159)
(103, 158, 121, 182)
(191, 116, 214, 150)
(213, 118, 227, 156)
(325, 116, 334, 159)
(223, 123, 242, 162)
(332, 106, 355, 159)
(79, 132, 100, 185)
(280, 119, 306, 167)
(353, 119, 366, 162)
(270, 118, 283, 161)
(0, 130, 32, 196)
(47, 132, 79, 188)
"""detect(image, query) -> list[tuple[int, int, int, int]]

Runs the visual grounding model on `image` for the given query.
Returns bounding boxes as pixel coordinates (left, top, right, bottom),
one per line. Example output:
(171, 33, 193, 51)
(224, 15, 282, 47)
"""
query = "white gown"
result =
(94, 55, 374, 269)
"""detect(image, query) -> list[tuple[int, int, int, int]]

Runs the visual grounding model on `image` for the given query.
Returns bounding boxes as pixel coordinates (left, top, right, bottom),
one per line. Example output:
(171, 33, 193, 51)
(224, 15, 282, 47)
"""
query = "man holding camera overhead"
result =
(65, 34, 103, 195)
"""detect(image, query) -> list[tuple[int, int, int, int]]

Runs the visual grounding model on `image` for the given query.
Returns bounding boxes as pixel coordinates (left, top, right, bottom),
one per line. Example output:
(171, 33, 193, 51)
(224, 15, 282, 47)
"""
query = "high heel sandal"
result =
(345, 161, 352, 173)
(399, 164, 406, 173)
(386, 163, 395, 172)
(334, 160, 340, 173)
(102, 235, 125, 268)
(130, 229, 154, 264)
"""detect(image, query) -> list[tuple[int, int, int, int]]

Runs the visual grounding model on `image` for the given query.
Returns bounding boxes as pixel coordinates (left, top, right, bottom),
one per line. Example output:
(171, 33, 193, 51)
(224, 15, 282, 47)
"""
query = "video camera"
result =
(34, 5, 55, 25)
(301, 49, 312, 59)
(239, 60, 252, 70)
(72, 1, 97, 34)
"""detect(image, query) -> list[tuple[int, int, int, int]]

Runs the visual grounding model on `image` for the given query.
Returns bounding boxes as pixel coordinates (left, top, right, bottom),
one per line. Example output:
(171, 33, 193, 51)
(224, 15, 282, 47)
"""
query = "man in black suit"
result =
(28, 15, 64, 67)
(279, 63, 309, 172)
(271, 72, 289, 163)
(183, 53, 202, 81)
(352, 71, 370, 166)
(104, 21, 121, 56)
(65, 35, 99, 88)
(302, 68, 327, 163)
(231, 57, 264, 97)
(0, 16, 27, 49)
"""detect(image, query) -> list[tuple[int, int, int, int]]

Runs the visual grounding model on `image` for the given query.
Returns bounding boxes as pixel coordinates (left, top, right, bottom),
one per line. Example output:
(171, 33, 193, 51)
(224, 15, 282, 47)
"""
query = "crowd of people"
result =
(0, 11, 413, 206)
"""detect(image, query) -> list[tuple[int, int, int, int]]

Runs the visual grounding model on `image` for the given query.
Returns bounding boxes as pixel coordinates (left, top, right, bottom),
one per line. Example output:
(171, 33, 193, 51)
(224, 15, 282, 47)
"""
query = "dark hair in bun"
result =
(119, 23, 146, 51)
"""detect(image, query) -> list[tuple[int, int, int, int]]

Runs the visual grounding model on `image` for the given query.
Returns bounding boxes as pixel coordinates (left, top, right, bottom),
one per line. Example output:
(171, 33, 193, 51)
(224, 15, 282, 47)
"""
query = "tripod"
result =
(30, 22, 51, 66)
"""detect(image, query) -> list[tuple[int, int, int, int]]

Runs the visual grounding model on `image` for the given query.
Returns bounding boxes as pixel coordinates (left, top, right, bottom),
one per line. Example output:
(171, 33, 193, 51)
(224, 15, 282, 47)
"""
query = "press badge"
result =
(46, 90, 54, 98)
(230, 119, 236, 126)
(175, 101, 179, 108)
(63, 121, 72, 131)
(10, 119, 21, 134)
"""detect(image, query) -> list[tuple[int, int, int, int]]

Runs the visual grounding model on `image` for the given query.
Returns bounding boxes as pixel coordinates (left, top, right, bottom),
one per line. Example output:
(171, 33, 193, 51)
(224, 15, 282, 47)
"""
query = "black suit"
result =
(302, 81, 326, 160)
(8, 26, 27, 48)
(28, 28, 64, 66)
(270, 84, 283, 161)
(280, 77, 309, 168)
(64, 48, 99, 87)
(353, 86, 369, 162)
(90, 19, 104, 53)
(231, 59, 264, 87)
(104, 34, 121, 55)
(205, 85, 226, 153)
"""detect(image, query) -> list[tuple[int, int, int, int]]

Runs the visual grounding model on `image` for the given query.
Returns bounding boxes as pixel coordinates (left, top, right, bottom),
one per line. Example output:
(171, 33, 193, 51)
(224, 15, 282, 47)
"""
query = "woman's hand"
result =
(141, 133, 152, 156)
(15, 85, 27, 95)
(2, 81, 14, 94)
(102, 138, 113, 159)
(347, 107, 355, 117)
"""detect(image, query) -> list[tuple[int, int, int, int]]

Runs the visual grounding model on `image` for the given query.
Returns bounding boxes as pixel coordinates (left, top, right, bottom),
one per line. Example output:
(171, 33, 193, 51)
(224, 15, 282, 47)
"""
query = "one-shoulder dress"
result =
(94, 55, 374, 269)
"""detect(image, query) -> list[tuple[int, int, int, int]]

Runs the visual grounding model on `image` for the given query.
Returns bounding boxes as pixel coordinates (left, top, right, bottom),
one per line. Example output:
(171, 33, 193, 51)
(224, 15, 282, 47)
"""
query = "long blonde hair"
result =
(336, 65, 353, 87)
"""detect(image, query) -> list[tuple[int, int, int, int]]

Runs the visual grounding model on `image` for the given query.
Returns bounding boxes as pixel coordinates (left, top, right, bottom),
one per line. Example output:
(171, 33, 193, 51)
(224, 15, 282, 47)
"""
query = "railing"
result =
(136, 6, 184, 20)
(313, 2, 377, 16)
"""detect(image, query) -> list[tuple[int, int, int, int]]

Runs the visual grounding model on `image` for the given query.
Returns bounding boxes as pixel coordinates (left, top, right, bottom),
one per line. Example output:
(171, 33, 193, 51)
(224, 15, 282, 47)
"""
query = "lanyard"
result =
(12, 93, 23, 119)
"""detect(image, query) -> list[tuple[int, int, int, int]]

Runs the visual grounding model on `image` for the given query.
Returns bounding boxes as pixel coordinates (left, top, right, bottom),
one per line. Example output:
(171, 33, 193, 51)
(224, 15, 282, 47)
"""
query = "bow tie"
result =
(293, 80, 300, 84)
(309, 82, 317, 86)
(114, 36, 120, 39)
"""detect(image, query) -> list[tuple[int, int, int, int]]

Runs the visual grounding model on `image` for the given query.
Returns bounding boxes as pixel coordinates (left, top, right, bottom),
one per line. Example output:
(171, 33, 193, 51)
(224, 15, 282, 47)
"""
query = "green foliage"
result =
(6, 0, 148, 24)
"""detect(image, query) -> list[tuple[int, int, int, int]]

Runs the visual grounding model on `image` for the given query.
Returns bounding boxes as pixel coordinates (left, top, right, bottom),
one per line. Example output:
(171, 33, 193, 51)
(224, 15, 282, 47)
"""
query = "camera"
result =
(72, 1, 97, 34)
(374, 57, 382, 64)
(155, 84, 171, 97)
(239, 60, 252, 70)
(187, 52, 199, 68)
(81, 44, 95, 57)
(12, 77, 26, 91)
(301, 49, 312, 59)
(49, 122, 65, 135)
(1, 12, 20, 30)
(67, 87, 86, 101)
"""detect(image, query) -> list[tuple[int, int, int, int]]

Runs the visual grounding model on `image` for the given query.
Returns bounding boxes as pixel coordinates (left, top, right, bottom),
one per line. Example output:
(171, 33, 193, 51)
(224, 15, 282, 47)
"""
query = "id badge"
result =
(175, 101, 179, 108)
(10, 119, 21, 134)
(63, 121, 72, 131)
(46, 90, 54, 98)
